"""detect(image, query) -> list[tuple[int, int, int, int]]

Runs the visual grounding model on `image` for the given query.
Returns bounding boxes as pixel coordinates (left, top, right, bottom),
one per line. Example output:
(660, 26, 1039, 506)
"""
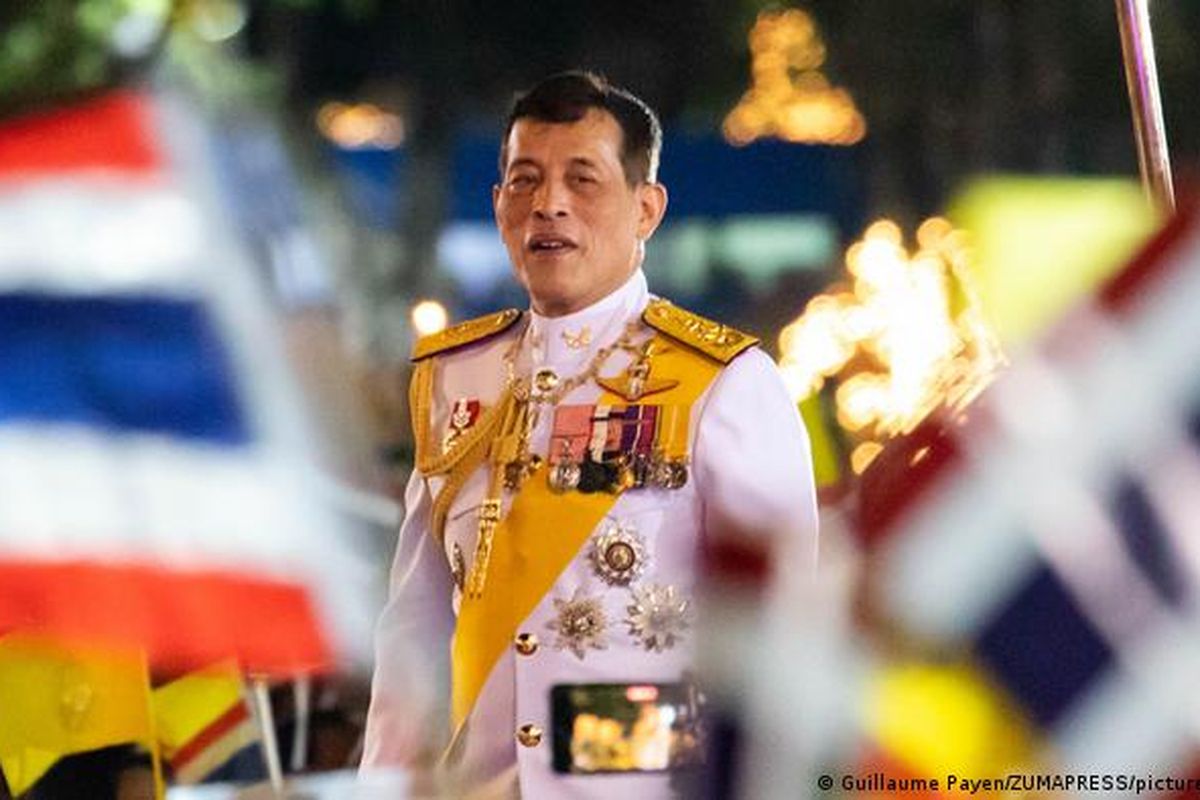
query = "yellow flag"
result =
(1, 748, 60, 797)
(863, 661, 1037, 778)
(0, 634, 154, 796)
(152, 661, 244, 760)
(948, 176, 1158, 345)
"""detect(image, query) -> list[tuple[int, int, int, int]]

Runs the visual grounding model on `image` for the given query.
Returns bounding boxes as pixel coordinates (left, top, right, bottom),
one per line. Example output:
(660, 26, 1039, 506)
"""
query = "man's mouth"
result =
(527, 235, 577, 254)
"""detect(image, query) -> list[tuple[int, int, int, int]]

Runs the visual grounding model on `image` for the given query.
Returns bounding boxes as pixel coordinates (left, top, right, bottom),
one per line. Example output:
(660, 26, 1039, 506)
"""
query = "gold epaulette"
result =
(410, 308, 522, 362)
(642, 298, 759, 364)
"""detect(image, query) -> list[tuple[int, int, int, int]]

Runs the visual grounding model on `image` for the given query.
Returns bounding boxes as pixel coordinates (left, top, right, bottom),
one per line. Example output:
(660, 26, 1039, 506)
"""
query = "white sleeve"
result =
(692, 348, 819, 584)
(361, 468, 455, 768)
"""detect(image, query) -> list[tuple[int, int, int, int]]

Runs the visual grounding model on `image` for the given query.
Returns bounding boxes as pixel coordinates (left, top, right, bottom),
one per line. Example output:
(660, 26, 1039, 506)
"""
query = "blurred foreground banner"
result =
(949, 176, 1159, 346)
(845, 200, 1200, 790)
(0, 90, 373, 675)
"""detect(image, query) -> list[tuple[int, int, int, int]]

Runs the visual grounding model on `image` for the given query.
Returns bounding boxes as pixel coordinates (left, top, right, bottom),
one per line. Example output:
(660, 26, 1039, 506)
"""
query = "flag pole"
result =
(289, 675, 311, 773)
(1115, 0, 1175, 214)
(140, 650, 166, 800)
(250, 676, 286, 797)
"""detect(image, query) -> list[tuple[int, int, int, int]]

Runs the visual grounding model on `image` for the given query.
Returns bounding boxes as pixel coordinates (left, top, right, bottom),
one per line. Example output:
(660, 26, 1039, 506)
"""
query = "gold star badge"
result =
(547, 588, 610, 660)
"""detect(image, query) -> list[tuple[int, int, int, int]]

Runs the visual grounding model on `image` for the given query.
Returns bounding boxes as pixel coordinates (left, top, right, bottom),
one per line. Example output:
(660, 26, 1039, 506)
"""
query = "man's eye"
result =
(509, 175, 535, 189)
(571, 174, 596, 184)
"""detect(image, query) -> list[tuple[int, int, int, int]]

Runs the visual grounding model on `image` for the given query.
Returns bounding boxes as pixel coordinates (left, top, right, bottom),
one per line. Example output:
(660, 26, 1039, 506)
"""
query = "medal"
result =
(667, 459, 689, 489)
(626, 583, 691, 652)
(577, 456, 607, 493)
(648, 405, 690, 491)
(602, 408, 635, 492)
(648, 455, 689, 490)
(500, 398, 541, 491)
(628, 406, 656, 488)
(548, 406, 592, 493)
(650, 452, 676, 489)
(599, 461, 621, 493)
(442, 397, 481, 453)
(549, 458, 581, 493)
(547, 587, 610, 660)
(612, 457, 637, 493)
(503, 454, 543, 490)
(591, 521, 647, 586)
(631, 452, 652, 488)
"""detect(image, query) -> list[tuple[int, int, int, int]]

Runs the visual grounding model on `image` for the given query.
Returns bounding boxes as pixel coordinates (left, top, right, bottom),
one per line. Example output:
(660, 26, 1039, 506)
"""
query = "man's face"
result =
(494, 109, 667, 317)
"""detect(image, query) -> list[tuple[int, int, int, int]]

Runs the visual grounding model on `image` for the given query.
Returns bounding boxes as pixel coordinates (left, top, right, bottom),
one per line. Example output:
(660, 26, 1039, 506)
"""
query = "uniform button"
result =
(514, 632, 539, 656)
(517, 723, 543, 748)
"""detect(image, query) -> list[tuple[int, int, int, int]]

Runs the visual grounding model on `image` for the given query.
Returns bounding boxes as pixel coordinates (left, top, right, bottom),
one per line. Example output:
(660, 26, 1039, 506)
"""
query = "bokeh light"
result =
(723, 9, 866, 146)
(316, 102, 405, 150)
(410, 299, 448, 336)
(777, 217, 1003, 471)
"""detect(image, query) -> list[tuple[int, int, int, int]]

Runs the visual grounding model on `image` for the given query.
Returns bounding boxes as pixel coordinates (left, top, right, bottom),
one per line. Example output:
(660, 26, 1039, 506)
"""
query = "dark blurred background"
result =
(8, 2, 1200, 196)
(3, 2, 1196, 369)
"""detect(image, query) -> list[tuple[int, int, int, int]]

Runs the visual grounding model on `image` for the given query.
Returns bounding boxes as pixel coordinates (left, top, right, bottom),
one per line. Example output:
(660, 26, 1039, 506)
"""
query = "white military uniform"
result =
(363, 270, 818, 798)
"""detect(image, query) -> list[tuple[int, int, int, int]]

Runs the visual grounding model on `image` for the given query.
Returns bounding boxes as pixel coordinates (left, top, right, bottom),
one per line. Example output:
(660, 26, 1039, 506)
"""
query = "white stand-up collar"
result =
(526, 270, 649, 372)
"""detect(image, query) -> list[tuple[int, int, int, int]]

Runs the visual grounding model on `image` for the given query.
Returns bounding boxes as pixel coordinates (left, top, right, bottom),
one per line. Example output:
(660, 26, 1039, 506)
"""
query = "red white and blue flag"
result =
(0, 90, 373, 676)
(852, 202, 1200, 785)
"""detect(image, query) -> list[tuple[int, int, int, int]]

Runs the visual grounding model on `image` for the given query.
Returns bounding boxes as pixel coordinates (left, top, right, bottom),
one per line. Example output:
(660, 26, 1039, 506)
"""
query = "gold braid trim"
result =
(642, 298, 759, 364)
(410, 309, 521, 361)
(429, 388, 516, 546)
(409, 358, 437, 472)
(408, 355, 519, 545)
(410, 358, 512, 478)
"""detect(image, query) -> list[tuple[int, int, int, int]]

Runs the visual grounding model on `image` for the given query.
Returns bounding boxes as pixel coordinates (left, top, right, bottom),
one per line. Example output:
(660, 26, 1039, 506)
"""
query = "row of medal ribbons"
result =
(546, 403, 690, 494)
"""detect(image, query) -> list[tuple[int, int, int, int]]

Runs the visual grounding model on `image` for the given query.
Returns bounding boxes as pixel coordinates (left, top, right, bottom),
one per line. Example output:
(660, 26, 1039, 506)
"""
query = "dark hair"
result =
(499, 70, 662, 186)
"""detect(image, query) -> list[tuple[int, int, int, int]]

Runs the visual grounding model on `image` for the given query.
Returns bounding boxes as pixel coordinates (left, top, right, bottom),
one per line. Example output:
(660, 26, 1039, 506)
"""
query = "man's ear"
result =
(635, 182, 668, 241)
(492, 184, 502, 225)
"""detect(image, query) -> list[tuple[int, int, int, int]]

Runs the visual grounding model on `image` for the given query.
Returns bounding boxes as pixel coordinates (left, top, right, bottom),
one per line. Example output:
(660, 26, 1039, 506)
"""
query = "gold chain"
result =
(502, 316, 644, 405)
(466, 314, 646, 598)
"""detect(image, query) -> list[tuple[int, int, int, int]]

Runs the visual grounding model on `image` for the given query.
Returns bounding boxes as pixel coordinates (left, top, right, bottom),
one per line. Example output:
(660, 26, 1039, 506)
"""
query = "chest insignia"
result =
(625, 583, 691, 653)
(561, 326, 592, 350)
(590, 521, 648, 586)
(596, 339, 678, 402)
(442, 397, 482, 453)
(547, 588, 610, 660)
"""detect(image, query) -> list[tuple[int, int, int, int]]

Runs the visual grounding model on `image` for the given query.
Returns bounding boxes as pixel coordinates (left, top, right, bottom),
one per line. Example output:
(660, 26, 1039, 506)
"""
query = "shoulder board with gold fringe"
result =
(642, 298, 759, 364)
(410, 308, 522, 362)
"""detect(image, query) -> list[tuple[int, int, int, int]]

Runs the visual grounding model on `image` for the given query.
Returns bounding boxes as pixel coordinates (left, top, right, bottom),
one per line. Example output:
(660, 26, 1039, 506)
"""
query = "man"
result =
(363, 71, 818, 798)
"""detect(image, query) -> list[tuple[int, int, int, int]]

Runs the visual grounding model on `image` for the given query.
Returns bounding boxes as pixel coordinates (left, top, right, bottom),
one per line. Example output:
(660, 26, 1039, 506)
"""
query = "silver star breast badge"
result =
(590, 521, 648, 586)
(626, 583, 691, 652)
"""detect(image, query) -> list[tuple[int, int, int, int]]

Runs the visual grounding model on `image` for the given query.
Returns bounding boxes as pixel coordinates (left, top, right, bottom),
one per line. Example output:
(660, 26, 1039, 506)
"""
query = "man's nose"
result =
(532, 178, 569, 219)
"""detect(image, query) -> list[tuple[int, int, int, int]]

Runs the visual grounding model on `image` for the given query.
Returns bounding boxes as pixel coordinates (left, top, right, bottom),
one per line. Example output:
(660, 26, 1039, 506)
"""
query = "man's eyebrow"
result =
(506, 156, 602, 171)
(505, 157, 541, 173)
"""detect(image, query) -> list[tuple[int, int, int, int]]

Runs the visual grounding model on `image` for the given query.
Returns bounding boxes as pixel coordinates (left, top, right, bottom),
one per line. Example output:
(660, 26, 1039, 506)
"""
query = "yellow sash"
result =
(449, 334, 725, 730)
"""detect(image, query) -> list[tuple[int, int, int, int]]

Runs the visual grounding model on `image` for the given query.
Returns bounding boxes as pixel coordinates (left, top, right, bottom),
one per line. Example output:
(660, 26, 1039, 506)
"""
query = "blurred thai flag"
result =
(0, 90, 374, 676)
(851, 202, 1200, 789)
